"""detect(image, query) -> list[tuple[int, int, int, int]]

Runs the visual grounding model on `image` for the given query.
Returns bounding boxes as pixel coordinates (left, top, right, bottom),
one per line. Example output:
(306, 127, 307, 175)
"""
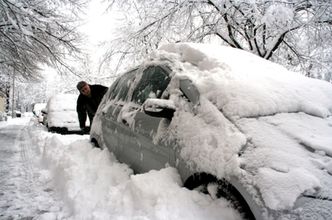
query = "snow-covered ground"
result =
(0, 117, 66, 219)
(0, 116, 241, 220)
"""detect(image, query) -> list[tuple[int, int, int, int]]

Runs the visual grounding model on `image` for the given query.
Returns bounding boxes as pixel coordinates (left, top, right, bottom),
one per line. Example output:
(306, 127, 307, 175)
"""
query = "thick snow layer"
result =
(23, 119, 241, 220)
(256, 167, 320, 210)
(33, 103, 46, 115)
(160, 43, 332, 118)
(157, 43, 332, 211)
(157, 43, 332, 212)
(238, 114, 332, 210)
(169, 97, 246, 178)
(46, 93, 80, 129)
(90, 42, 332, 215)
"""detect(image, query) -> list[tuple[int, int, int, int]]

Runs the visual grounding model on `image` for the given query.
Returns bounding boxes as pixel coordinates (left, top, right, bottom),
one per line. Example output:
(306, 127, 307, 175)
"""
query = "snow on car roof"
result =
(46, 93, 79, 129)
(47, 93, 77, 112)
(158, 43, 332, 211)
(160, 43, 332, 119)
(33, 103, 46, 112)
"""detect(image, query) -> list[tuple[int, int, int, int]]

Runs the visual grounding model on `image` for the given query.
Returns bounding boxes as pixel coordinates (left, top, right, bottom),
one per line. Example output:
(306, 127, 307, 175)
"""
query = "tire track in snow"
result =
(0, 120, 67, 219)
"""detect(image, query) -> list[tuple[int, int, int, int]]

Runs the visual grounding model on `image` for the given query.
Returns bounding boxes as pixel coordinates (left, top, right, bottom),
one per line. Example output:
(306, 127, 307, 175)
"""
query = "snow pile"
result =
(29, 128, 242, 220)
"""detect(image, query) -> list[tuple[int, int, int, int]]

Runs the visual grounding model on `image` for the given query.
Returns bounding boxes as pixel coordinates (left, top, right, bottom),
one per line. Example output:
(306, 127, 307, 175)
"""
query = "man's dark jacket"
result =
(76, 84, 108, 128)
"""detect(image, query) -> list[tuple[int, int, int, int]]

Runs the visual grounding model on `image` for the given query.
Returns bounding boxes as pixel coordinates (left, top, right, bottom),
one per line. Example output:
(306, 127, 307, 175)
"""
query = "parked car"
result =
(90, 43, 332, 220)
(33, 103, 47, 123)
(0, 111, 7, 121)
(43, 93, 81, 134)
(15, 110, 22, 117)
(5, 110, 22, 118)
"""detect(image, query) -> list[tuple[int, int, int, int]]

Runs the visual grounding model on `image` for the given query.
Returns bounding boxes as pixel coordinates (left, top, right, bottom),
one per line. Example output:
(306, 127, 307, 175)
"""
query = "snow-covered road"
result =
(0, 117, 241, 220)
(0, 118, 66, 219)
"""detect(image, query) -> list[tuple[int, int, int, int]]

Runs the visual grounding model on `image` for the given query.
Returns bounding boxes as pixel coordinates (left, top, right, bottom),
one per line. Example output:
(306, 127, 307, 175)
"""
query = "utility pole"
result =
(5, 82, 10, 113)
(11, 70, 15, 118)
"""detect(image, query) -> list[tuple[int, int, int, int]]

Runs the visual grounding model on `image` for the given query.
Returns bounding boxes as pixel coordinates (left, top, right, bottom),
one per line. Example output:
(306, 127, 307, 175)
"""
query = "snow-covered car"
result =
(15, 110, 22, 117)
(33, 103, 47, 123)
(43, 93, 80, 134)
(0, 111, 7, 121)
(90, 43, 332, 220)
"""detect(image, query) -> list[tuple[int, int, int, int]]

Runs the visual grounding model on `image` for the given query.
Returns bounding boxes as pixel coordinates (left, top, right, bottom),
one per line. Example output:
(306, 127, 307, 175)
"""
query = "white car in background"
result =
(91, 43, 332, 220)
(0, 111, 7, 121)
(33, 102, 47, 123)
(43, 93, 80, 134)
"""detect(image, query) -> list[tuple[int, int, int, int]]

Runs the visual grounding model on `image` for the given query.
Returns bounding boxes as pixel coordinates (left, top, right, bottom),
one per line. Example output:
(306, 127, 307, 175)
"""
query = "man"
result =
(76, 81, 108, 134)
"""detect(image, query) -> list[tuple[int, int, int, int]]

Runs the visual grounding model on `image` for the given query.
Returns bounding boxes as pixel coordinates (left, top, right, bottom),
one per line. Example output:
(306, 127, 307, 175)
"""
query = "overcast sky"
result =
(81, 1, 118, 46)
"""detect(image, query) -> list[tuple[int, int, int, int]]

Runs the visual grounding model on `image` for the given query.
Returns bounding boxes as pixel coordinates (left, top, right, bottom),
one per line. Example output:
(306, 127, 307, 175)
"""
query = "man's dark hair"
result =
(77, 81, 87, 91)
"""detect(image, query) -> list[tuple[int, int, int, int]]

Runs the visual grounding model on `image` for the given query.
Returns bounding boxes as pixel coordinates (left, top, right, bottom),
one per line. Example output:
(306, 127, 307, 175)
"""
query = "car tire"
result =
(184, 173, 255, 220)
(91, 138, 101, 149)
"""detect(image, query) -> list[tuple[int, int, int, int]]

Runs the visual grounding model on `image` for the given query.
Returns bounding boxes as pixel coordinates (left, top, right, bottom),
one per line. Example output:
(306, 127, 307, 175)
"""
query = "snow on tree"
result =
(0, 0, 85, 79)
(103, 0, 332, 80)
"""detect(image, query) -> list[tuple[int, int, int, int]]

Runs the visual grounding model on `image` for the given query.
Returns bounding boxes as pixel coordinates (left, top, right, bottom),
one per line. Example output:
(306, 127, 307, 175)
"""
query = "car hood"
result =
(236, 112, 332, 211)
(275, 196, 332, 219)
(173, 98, 332, 214)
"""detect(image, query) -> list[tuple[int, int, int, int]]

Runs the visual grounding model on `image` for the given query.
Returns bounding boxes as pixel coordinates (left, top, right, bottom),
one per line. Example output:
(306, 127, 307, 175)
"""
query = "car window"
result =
(107, 78, 120, 100)
(132, 66, 171, 105)
(109, 69, 138, 101)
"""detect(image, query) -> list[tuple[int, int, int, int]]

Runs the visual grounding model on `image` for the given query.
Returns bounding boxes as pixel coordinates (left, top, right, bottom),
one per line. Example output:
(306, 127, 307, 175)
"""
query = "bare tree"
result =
(104, 0, 332, 80)
(0, 0, 86, 79)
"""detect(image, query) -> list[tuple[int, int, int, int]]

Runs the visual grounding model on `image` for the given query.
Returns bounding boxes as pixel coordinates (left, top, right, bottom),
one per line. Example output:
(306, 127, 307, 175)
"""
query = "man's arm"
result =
(95, 85, 108, 96)
(76, 95, 87, 129)
(91, 85, 108, 108)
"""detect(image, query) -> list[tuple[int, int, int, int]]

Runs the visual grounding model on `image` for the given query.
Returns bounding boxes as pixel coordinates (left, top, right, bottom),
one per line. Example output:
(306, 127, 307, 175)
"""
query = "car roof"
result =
(47, 93, 77, 111)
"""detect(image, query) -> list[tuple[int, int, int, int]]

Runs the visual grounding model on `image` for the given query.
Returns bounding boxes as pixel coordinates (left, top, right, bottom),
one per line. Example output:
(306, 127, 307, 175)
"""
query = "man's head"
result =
(77, 81, 91, 97)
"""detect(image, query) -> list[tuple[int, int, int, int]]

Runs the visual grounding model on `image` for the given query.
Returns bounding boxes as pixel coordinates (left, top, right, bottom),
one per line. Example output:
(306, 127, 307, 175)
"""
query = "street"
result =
(0, 118, 65, 220)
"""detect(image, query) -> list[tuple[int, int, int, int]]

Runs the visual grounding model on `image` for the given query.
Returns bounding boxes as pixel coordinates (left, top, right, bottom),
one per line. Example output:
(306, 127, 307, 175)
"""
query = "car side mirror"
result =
(143, 98, 176, 120)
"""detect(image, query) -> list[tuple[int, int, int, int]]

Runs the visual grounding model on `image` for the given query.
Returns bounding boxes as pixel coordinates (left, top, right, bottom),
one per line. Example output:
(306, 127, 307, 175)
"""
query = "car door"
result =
(102, 69, 138, 155)
(116, 65, 172, 173)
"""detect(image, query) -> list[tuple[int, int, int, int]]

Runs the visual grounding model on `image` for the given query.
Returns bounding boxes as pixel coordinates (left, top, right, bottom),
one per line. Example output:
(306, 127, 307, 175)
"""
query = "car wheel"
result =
(91, 138, 101, 149)
(184, 173, 255, 220)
